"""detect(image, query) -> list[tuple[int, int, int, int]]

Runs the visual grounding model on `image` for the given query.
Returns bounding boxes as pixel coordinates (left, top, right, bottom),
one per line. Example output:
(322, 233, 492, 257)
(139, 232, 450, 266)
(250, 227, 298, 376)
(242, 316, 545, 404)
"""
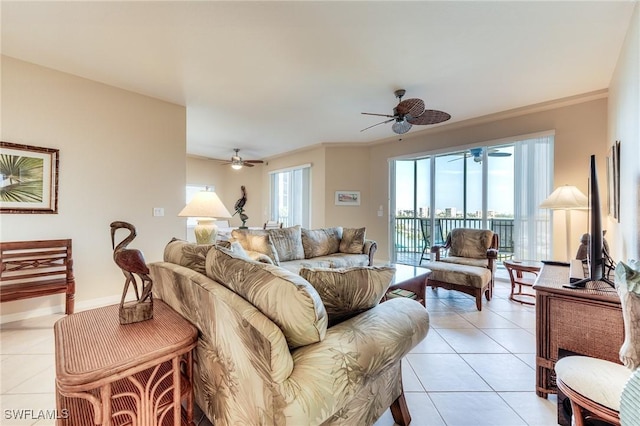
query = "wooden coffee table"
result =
(54, 299, 198, 425)
(383, 264, 432, 307)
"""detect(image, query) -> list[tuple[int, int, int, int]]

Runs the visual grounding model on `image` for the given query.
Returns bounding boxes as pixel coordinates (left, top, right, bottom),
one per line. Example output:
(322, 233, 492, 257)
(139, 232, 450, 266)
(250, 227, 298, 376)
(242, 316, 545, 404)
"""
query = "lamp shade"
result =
(179, 190, 232, 244)
(178, 190, 232, 219)
(539, 185, 588, 210)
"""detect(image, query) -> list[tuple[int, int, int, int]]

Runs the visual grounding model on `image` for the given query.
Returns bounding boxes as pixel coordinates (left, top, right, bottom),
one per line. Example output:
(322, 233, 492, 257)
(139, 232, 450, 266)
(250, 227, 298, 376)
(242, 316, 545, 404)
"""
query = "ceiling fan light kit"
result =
(361, 89, 451, 135)
(221, 149, 264, 170)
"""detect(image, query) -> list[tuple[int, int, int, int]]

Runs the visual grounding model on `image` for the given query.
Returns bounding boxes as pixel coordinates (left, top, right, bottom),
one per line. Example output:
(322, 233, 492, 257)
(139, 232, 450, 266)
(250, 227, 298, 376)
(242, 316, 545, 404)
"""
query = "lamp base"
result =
(194, 219, 218, 244)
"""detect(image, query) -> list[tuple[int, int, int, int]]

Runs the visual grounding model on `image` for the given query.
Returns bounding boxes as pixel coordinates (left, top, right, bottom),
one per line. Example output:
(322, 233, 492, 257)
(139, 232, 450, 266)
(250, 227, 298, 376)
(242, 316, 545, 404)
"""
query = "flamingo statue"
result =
(110, 221, 153, 324)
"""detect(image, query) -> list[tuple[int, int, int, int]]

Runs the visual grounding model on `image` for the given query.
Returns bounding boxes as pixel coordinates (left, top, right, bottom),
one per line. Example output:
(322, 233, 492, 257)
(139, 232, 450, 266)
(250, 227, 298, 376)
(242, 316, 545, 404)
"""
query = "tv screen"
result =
(572, 155, 614, 287)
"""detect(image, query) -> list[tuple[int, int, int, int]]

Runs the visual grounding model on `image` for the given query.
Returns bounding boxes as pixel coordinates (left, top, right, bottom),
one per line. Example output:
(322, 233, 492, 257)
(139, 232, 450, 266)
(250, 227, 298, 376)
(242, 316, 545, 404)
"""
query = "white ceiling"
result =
(1, 1, 635, 162)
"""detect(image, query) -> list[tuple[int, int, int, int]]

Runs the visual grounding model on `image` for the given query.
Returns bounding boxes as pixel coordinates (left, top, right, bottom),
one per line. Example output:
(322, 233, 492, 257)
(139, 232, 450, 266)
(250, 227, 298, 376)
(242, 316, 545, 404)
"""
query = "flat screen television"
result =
(571, 154, 614, 287)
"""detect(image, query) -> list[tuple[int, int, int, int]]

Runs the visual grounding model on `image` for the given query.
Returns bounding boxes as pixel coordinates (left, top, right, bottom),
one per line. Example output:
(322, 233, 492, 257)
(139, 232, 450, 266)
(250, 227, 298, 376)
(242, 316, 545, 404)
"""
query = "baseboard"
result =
(0, 294, 121, 324)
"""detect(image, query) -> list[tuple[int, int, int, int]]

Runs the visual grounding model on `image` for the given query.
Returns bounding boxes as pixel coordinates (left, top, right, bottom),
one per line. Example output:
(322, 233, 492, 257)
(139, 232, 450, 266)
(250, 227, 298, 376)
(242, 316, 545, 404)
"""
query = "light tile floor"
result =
(1, 275, 559, 426)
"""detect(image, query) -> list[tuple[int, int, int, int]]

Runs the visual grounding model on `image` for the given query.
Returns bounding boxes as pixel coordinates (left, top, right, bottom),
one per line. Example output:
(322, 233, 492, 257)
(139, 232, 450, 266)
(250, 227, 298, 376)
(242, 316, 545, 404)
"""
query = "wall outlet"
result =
(153, 207, 164, 217)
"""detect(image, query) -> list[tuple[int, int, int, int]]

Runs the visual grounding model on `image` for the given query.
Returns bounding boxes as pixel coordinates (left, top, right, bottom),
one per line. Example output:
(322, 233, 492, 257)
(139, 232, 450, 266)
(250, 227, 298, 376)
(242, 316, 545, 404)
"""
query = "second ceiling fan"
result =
(361, 89, 451, 135)
(220, 149, 264, 169)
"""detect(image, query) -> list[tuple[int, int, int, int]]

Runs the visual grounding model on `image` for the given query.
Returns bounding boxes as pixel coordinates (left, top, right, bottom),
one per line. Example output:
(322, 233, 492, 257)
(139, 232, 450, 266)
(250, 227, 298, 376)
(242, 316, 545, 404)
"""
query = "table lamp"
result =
(539, 185, 588, 261)
(178, 189, 232, 244)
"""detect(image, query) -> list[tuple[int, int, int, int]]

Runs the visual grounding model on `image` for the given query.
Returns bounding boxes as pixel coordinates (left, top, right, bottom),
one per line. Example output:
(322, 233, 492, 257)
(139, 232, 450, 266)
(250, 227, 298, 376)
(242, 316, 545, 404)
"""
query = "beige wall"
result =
(608, 2, 640, 262)
(1, 56, 186, 321)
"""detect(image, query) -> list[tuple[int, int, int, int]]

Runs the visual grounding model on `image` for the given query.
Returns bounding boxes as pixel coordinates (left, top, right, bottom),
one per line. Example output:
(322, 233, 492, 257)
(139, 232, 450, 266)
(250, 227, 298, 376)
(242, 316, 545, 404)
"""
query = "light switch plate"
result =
(153, 207, 164, 217)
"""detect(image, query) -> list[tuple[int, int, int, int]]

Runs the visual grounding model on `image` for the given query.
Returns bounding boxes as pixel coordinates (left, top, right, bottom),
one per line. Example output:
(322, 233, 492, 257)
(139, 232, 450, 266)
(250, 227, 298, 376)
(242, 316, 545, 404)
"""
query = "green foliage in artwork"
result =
(0, 154, 44, 203)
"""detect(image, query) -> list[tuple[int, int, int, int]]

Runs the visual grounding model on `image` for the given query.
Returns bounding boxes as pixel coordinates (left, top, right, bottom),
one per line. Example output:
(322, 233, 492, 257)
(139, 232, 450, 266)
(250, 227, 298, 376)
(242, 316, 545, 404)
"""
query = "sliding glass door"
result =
(391, 135, 552, 265)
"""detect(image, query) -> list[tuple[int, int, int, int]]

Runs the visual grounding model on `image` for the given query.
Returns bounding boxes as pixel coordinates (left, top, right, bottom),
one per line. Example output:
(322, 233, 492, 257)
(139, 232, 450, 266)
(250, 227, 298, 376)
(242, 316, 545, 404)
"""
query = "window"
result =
(269, 164, 311, 228)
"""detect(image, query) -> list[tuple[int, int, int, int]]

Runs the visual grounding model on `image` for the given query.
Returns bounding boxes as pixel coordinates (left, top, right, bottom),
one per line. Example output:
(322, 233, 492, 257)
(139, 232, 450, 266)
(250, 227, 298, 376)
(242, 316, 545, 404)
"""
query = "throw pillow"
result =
(301, 227, 342, 258)
(206, 246, 328, 348)
(299, 265, 396, 327)
(231, 229, 280, 264)
(616, 260, 640, 370)
(339, 227, 366, 254)
(265, 225, 305, 262)
(163, 238, 214, 274)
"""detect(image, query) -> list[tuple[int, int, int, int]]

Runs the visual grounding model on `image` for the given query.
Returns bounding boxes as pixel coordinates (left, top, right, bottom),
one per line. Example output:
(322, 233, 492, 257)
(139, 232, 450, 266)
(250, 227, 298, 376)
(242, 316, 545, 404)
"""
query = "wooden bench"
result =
(1, 239, 75, 314)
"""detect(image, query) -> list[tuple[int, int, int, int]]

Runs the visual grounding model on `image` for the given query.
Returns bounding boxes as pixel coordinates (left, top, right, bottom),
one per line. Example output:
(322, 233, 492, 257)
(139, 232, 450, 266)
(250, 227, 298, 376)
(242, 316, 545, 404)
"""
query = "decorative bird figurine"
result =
(110, 221, 153, 324)
(233, 185, 249, 228)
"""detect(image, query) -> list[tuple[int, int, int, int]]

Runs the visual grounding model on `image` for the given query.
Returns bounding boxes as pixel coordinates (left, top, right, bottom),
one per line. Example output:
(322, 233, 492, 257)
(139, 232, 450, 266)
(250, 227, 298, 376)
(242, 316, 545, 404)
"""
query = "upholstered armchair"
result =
(424, 228, 499, 310)
(432, 228, 499, 287)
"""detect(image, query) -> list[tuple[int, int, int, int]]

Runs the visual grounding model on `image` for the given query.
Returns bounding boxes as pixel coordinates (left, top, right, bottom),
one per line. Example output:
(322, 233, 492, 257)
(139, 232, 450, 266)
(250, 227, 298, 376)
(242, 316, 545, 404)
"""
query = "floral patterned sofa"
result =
(149, 239, 429, 426)
(229, 225, 377, 273)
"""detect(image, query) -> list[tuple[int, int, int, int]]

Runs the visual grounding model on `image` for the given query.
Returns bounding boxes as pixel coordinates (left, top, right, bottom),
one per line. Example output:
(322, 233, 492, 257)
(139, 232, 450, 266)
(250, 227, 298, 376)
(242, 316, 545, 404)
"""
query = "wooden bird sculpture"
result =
(110, 221, 153, 324)
(233, 185, 249, 228)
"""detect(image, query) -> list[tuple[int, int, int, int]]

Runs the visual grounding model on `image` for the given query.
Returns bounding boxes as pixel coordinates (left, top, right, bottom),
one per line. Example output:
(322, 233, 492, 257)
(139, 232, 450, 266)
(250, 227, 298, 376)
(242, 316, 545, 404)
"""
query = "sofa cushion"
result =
(339, 227, 366, 254)
(163, 238, 213, 275)
(231, 230, 280, 264)
(448, 228, 494, 259)
(299, 266, 395, 326)
(301, 227, 342, 258)
(206, 246, 328, 348)
(265, 225, 305, 262)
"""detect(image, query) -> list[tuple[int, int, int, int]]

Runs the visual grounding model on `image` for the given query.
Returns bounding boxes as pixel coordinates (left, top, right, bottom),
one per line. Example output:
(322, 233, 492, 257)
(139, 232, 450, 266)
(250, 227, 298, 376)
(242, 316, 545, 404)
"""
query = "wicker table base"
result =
(55, 300, 197, 426)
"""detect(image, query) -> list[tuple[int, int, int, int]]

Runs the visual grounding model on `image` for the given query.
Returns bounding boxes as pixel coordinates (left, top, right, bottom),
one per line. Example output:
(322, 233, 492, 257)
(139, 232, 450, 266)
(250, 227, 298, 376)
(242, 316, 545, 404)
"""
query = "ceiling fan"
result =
(361, 89, 451, 135)
(450, 147, 512, 163)
(220, 149, 264, 169)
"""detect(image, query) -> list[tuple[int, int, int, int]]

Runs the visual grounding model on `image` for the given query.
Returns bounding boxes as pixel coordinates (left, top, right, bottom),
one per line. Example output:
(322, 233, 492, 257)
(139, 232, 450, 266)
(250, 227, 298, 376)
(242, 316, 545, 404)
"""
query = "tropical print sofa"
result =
(149, 239, 429, 425)
(229, 225, 377, 273)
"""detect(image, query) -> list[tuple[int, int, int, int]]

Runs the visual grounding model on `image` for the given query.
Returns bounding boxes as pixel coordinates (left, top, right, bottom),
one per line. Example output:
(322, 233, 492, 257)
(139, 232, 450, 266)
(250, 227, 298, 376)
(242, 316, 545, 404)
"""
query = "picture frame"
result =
(606, 141, 620, 222)
(1, 141, 59, 214)
(335, 190, 360, 206)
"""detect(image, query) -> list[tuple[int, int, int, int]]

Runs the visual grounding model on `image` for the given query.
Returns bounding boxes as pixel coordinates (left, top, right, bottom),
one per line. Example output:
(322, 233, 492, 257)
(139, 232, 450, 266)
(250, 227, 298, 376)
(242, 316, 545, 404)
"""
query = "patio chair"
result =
(419, 219, 444, 265)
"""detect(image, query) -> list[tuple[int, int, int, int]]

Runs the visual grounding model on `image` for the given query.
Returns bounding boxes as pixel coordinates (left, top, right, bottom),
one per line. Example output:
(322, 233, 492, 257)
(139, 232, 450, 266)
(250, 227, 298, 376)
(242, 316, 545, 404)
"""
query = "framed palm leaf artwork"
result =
(1, 142, 59, 214)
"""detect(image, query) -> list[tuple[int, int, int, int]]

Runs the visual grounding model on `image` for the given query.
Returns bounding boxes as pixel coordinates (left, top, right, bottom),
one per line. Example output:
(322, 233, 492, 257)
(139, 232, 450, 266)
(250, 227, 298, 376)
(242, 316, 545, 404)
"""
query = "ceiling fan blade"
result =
(244, 160, 264, 164)
(360, 118, 395, 132)
(392, 120, 412, 134)
(361, 112, 396, 118)
(243, 162, 255, 167)
(396, 98, 425, 117)
(487, 152, 512, 157)
(406, 109, 451, 125)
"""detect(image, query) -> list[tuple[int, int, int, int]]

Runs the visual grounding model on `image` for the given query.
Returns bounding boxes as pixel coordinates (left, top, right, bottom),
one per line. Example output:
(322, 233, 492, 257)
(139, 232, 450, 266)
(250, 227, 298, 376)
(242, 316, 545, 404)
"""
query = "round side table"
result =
(504, 259, 542, 305)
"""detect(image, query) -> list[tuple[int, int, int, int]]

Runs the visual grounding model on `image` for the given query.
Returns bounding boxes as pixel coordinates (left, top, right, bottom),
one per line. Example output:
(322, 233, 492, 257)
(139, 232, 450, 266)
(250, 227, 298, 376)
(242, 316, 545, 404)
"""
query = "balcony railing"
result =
(395, 217, 514, 263)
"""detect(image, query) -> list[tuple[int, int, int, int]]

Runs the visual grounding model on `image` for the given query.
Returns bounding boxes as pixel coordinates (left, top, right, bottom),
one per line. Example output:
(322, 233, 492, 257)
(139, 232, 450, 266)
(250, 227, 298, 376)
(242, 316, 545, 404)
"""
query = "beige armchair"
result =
(423, 228, 499, 310)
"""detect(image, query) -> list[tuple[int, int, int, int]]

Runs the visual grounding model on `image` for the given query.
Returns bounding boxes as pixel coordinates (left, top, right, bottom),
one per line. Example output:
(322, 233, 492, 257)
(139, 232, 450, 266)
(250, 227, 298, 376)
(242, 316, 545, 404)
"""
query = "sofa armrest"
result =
(363, 239, 377, 266)
(282, 297, 429, 423)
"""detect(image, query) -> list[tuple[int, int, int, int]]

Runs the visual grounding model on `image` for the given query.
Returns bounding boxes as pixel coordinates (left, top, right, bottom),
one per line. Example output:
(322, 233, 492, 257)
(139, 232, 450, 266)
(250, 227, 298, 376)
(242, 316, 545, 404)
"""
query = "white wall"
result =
(1, 56, 186, 322)
(608, 3, 640, 263)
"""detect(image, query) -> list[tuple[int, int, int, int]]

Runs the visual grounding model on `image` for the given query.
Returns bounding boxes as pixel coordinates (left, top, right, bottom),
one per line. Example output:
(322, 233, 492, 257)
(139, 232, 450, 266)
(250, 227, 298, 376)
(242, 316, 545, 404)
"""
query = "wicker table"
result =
(54, 300, 198, 425)
(504, 259, 542, 305)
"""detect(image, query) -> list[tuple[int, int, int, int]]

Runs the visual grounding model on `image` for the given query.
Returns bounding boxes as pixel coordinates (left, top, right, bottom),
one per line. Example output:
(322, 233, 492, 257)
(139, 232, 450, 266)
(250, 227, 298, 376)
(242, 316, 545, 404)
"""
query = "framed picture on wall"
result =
(335, 190, 361, 206)
(606, 141, 620, 222)
(0, 141, 59, 214)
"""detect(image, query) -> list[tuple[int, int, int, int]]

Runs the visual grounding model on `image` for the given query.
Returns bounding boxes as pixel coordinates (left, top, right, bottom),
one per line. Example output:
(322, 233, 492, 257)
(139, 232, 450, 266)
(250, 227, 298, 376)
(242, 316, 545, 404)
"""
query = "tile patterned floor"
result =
(1, 274, 559, 426)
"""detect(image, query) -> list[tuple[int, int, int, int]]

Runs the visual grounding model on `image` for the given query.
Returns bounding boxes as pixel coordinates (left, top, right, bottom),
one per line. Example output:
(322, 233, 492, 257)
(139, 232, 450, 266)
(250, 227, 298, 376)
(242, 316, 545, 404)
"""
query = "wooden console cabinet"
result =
(533, 264, 624, 400)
